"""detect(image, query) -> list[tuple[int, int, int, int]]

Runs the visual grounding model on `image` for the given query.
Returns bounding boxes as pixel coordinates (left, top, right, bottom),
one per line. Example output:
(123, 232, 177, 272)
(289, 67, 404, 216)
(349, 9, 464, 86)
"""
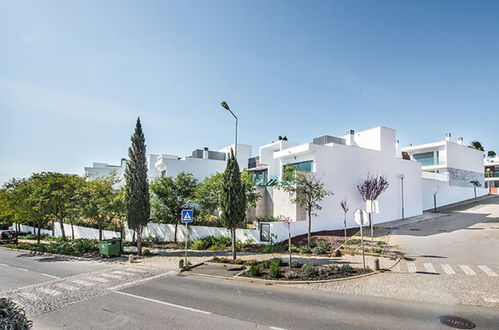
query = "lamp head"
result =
(220, 101, 230, 111)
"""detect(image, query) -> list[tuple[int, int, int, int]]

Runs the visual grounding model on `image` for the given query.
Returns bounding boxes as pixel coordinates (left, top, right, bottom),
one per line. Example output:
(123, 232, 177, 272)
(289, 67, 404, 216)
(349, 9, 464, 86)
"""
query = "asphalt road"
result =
(31, 275, 499, 329)
(0, 248, 112, 290)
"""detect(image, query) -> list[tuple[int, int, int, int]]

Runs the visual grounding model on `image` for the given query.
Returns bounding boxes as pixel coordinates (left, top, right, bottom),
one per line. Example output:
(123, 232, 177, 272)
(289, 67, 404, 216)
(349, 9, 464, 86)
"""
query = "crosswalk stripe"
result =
(87, 276, 109, 283)
(19, 292, 38, 301)
(124, 268, 149, 273)
(55, 283, 78, 291)
(407, 262, 417, 273)
(423, 263, 436, 273)
(478, 265, 497, 277)
(72, 279, 94, 287)
(38, 287, 61, 296)
(101, 273, 122, 279)
(112, 271, 133, 276)
(459, 265, 476, 275)
(441, 264, 455, 275)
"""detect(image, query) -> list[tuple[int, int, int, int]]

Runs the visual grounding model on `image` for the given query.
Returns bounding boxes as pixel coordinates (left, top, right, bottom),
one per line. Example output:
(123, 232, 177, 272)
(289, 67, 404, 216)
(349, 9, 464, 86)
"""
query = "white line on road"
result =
(87, 276, 109, 283)
(484, 297, 499, 303)
(269, 327, 288, 330)
(0, 263, 10, 267)
(115, 291, 212, 315)
(38, 287, 61, 296)
(423, 263, 436, 273)
(478, 265, 497, 277)
(40, 273, 60, 279)
(16, 267, 29, 272)
(459, 265, 476, 275)
(101, 273, 122, 279)
(441, 264, 455, 275)
(72, 279, 94, 287)
(112, 271, 133, 276)
(55, 283, 78, 291)
(407, 262, 416, 273)
(108, 272, 176, 291)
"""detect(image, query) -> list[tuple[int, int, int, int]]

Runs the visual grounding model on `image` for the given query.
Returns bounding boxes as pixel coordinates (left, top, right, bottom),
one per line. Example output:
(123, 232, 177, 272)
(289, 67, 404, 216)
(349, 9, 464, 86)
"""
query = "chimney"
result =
(203, 147, 209, 159)
(458, 137, 464, 145)
(121, 158, 127, 166)
(445, 133, 451, 142)
(345, 129, 355, 146)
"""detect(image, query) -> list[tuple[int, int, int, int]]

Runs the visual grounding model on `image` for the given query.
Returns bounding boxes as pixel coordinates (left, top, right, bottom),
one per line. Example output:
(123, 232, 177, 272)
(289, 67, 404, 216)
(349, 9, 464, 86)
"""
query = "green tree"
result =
(150, 172, 198, 244)
(487, 150, 496, 158)
(281, 172, 333, 248)
(195, 169, 259, 216)
(124, 118, 150, 255)
(469, 141, 485, 152)
(220, 150, 247, 260)
(81, 173, 123, 241)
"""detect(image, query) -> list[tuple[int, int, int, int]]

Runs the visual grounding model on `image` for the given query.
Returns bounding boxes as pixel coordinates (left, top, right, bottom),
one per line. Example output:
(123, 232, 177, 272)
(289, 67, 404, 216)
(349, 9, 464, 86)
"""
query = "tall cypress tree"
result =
(125, 118, 150, 255)
(220, 149, 246, 260)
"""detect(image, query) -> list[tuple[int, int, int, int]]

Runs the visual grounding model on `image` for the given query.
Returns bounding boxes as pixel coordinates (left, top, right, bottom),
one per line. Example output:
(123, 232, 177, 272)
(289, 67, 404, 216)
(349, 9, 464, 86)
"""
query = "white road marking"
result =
(407, 262, 416, 273)
(87, 276, 109, 283)
(423, 263, 436, 273)
(269, 327, 288, 330)
(441, 264, 455, 275)
(108, 272, 176, 291)
(72, 279, 94, 287)
(115, 291, 211, 315)
(112, 270, 133, 276)
(16, 267, 29, 272)
(38, 287, 61, 296)
(19, 292, 38, 301)
(0, 263, 10, 267)
(459, 265, 476, 275)
(478, 265, 497, 277)
(484, 297, 499, 303)
(101, 273, 122, 279)
(40, 273, 60, 279)
(123, 268, 149, 273)
(55, 283, 78, 291)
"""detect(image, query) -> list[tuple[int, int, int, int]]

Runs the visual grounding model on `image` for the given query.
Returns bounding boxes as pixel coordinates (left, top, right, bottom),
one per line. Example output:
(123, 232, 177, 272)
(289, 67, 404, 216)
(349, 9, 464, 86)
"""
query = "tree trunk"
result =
(70, 220, 75, 240)
(307, 207, 312, 249)
(37, 222, 42, 244)
(231, 228, 236, 260)
(136, 225, 143, 255)
(32, 221, 36, 235)
(51, 220, 55, 237)
(343, 214, 347, 243)
(174, 219, 179, 245)
(59, 218, 66, 241)
(474, 187, 477, 202)
(288, 227, 292, 270)
(98, 218, 103, 241)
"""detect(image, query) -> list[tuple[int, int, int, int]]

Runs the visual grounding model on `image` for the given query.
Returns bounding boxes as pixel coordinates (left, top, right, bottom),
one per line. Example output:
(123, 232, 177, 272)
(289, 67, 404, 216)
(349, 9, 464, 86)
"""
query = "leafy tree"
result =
(81, 173, 123, 241)
(487, 150, 496, 158)
(150, 172, 198, 244)
(469, 140, 485, 152)
(469, 180, 482, 202)
(124, 118, 150, 255)
(219, 150, 247, 260)
(194, 169, 259, 215)
(281, 172, 333, 248)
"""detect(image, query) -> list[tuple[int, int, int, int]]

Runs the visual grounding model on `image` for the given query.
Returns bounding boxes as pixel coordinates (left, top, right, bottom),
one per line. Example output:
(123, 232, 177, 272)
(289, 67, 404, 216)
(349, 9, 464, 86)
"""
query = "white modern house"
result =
(484, 157, 499, 194)
(401, 133, 487, 209)
(84, 144, 252, 183)
(249, 126, 423, 239)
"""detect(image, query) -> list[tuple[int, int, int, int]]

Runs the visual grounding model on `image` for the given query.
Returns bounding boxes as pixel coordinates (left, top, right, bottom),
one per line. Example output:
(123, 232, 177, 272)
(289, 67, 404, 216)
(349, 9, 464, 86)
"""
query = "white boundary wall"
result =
(16, 223, 121, 240)
(422, 179, 488, 210)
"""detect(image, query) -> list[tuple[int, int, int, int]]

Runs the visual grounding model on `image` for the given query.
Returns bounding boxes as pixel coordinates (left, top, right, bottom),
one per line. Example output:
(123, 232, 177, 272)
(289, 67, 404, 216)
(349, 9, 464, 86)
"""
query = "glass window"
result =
(284, 160, 313, 173)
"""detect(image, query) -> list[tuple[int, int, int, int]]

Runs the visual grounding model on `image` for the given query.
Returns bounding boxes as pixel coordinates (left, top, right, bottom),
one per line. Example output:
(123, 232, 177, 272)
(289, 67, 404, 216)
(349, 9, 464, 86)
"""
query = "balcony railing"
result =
(416, 158, 446, 167)
(485, 172, 499, 178)
(253, 173, 279, 186)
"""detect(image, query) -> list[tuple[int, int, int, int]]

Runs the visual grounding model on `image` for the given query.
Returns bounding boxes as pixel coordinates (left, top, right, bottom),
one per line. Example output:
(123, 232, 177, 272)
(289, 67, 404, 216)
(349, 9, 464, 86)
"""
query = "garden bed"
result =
(1, 239, 100, 258)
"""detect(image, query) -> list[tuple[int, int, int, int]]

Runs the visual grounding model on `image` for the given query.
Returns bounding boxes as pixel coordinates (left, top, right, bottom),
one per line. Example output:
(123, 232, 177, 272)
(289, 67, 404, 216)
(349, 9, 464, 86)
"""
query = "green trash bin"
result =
(99, 239, 121, 257)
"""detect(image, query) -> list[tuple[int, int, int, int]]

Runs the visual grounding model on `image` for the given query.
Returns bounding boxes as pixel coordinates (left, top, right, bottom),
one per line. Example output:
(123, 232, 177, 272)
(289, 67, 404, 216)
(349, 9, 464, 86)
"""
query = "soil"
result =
(284, 228, 358, 250)
(241, 265, 371, 281)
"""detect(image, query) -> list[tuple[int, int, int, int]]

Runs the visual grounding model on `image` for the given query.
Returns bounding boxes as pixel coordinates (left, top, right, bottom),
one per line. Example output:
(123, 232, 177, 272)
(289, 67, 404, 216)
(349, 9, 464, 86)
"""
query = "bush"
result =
(189, 236, 236, 250)
(255, 216, 282, 222)
(261, 260, 271, 269)
(191, 239, 211, 250)
(270, 258, 282, 267)
(246, 259, 258, 266)
(290, 260, 301, 268)
(313, 241, 331, 255)
(340, 264, 354, 273)
(284, 271, 297, 280)
(298, 246, 311, 254)
(0, 298, 32, 329)
(249, 264, 261, 276)
(269, 262, 281, 278)
(302, 262, 316, 277)
(141, 248, 151, 256)
(283, 244, 299, 253)
(261, 245, 277, 253)
(234, 258, 244, 264)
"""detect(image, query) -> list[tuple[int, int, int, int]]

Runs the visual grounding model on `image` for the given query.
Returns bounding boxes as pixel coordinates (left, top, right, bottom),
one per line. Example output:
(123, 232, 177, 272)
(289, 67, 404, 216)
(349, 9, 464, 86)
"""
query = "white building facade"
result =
(484, 157, 499, 194)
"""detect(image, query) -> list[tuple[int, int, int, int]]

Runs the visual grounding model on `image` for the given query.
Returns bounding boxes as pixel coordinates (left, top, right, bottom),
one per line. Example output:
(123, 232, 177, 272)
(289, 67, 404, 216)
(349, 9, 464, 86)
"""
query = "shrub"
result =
(246, 259, 258, 266)
(212, 256, 220, 261)
(261, 260, 271, 269)
(290, 260, 301, 268)
(0, 298, 32, 329)
(302, 262, 316, 277)
(269, 262, 281, 278)
(318, 267, 331, 276)
(313, 241, 331, 255)
(270, 258, 282, 267)
(298, 246, 311, 254)
(340, 264, 354, 273)
(141, 248, 151, 256)
(284, 271, 297, 279)
(218, 257, 229, 263)
(310, 241, 317, 249)
(255, 216, 282, 222)
(234, 258, 244, 264)
(191, 239, 211, 250)
(261, 245, 277, 253)
(249, 264, 261, 276)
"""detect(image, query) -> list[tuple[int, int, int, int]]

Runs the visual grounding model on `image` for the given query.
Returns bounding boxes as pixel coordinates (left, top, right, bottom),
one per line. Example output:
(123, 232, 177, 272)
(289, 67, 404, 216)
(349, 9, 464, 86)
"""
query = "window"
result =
(284, 160, 313, 173)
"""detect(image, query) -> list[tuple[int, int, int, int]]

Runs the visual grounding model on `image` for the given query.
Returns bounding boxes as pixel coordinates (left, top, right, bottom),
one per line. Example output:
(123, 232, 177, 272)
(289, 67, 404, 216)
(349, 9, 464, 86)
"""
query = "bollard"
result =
(374, 258, 380, 271)
(179, 259, 185, 270)
(128, 255, 135, 263)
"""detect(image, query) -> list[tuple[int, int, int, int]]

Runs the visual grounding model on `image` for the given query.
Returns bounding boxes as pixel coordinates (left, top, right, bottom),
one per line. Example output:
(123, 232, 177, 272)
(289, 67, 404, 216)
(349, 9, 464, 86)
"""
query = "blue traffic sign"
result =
(181, 209, 193, 223)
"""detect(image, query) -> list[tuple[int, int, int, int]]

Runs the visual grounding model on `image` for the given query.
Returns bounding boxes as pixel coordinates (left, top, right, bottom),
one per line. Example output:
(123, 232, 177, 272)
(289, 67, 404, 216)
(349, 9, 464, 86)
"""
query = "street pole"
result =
(184, 222, 188, 267)
(401, 177, 405, 219)
(220, 102, 238, 159)
(360, 224, 365, 270)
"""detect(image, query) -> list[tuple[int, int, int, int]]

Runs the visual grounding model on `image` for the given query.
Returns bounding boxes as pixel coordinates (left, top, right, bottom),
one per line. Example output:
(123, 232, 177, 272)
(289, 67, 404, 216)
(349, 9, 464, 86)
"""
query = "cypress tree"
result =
(125, 118, 150, 255)
(220, 149, 246, 260)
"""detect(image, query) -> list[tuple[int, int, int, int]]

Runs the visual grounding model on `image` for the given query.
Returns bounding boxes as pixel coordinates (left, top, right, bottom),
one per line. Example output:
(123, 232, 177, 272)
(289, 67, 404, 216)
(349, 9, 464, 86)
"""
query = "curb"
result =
(0, 246, 123, 263)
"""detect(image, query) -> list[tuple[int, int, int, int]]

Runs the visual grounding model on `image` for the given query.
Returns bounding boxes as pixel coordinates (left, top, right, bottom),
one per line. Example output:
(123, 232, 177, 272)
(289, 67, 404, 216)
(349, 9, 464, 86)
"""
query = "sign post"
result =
(365, 200, 379, 249)
(354, 209, 369, 270)
(181, 209, 193, 267)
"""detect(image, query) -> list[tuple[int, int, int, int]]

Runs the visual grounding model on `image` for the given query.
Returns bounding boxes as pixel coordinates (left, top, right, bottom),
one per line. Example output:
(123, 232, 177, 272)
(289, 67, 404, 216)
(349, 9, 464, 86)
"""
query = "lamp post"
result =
(220, 101, 238, 158)
(398, 174, 405, 219)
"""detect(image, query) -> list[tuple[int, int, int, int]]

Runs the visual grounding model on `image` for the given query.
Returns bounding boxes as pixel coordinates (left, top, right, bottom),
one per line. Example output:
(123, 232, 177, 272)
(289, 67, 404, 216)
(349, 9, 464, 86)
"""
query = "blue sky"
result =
(1, 0, 498, 184)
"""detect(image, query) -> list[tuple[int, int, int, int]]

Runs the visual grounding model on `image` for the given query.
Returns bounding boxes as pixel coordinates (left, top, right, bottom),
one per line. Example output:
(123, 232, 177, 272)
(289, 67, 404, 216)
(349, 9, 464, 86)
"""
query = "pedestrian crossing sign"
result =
(181, 209, 193, 223)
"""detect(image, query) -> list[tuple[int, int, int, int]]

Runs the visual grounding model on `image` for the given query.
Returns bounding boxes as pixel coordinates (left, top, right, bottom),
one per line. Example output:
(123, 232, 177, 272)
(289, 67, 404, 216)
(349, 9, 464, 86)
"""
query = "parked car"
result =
(0, 230, 18, 244)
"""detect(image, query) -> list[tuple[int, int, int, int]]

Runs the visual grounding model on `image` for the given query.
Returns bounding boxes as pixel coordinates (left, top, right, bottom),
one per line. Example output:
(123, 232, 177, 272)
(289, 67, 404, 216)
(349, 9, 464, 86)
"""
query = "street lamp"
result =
(398, 174, 405, 219)
(220, 101, 238, 158)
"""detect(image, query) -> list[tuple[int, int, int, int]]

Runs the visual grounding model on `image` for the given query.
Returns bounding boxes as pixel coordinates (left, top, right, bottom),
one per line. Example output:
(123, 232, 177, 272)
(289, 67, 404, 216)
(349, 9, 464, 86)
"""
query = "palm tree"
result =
(487, 150, 496, 158)
(469, 180, 481, 202)
(469, 141, 485, 152)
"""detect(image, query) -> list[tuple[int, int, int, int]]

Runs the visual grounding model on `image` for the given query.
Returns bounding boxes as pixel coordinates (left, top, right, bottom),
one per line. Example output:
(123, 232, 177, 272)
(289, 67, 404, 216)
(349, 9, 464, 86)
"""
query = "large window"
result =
(413, 152, 435, 166)
(284, 160, 313, 173)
